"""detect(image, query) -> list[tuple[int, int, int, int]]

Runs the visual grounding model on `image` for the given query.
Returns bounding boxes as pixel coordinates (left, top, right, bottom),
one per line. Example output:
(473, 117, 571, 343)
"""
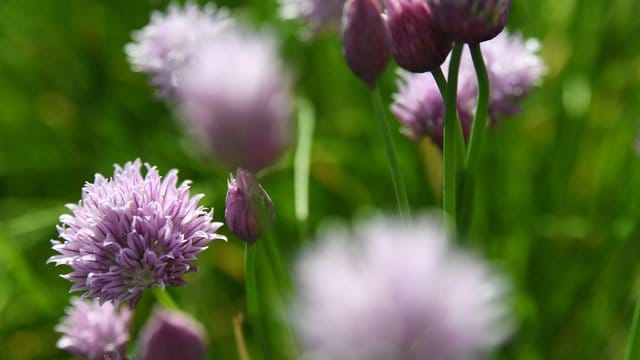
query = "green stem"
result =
(245, 243, 265, 358)
(625, 294, 640, 360)
(443, 44, 463, 221)
(262, 230, 292, 292)
(152, 287, 178, 310)
(458, 43, 490, 238)
(294, 98, 315, 242)
(431, 68, 466, 167)
(370, 87, 411, 219)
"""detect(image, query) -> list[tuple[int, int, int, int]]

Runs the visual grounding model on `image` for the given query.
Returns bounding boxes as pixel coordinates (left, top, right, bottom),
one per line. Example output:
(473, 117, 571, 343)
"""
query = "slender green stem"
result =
(625, 294, 640, 360)
(431, 68, 466, 166)
(245, 243, 265, 358)
(370, 87, 411, 219)
(262, 230, 292, 292)
(458, 43, 490, 238)
(465, 43, 490, 167)
(294, 98, 315, 241)
(152, 287, 178, 310)
(443, 44, 464, 221)
(432, 68, 448, 96)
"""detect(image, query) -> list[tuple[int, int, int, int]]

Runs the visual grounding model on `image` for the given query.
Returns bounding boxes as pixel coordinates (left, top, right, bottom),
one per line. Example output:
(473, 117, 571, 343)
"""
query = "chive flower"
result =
(55, 298, 132, 360)
(225, 169, 275, 244)
(138, 308, 207, 360)
(279, 0, 346, 37)
(126, 2, 232, 98)
(48, 160, 225, 307)
(292, 215, 512, 359)
(427, 0, 511, 43)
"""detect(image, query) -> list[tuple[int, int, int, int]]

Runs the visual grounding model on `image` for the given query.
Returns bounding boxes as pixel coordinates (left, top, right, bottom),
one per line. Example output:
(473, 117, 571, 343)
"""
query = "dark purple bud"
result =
(225, 169, 275, 244)
(427, 0, 511, 43)
(139, 308, 207, 360)
(342, 0, 391, 87)
(384, 0, 453, 73)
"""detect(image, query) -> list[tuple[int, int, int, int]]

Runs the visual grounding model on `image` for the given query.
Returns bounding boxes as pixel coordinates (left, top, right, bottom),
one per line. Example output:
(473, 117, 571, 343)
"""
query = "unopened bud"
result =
(342, 0, 391, 87)
(427, 0, 511, 43)
(225, 169, 275, 244)
(138, 308, 207, 360)
(384, 0, 453, 73)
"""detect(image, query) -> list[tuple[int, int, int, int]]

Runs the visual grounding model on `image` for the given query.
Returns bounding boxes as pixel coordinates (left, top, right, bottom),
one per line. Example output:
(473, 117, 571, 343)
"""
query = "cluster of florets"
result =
(48, 159, 225, 307)
(293, 215, 512, 359)
(392, 31, 546, 146)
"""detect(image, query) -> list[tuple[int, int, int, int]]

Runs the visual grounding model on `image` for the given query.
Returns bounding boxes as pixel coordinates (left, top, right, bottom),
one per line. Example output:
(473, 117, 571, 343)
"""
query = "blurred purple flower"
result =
(126, 2, 232, 98)
(178, 29, 293, 172)
(138, 308, 207, 360)
(428, 0, 511, 43)
(279, 0, 345, 38)
(225, 169, 275, 244)
(392, 30, 545, 147)
(49, 159, 225, 307)
(55, 297, 132, 360)
(293, 215, 512, 359)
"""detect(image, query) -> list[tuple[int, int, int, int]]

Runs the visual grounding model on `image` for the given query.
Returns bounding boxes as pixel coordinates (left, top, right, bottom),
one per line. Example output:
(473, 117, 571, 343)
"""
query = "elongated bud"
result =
(342, 0, 391, 87)
(427, 0, 511, 43)
(384, 0, 453, 73)
(225, 169, 276, 244)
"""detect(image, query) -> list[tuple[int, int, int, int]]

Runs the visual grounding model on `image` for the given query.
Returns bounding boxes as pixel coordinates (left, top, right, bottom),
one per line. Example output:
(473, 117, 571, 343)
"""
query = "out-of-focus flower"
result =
(342, 0, 391, 87)
(391, 31, 544, 147)
(279, 0, 345, 38)
(126, 2, 232, 98)
(48, 160, 225, 307)
(225, 169, 275, 244)
(384, 0, 452, 73)
(481, 31, 546, 120)
(428, 0, 511, 43)
(178, 29, 293, 172)
(292, 215, 512, 359)
(138, 308, 207, 360)
(55, 298, 132, 360)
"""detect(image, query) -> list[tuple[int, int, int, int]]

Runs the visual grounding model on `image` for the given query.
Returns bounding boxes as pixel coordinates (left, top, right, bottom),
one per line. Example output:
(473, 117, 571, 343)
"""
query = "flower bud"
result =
(384, 0, 453, 73)
(225, 169, 276, 244)
(138, 308, 207, 360)
(341, 0, 391, 87)
(427, 0, 511, 43)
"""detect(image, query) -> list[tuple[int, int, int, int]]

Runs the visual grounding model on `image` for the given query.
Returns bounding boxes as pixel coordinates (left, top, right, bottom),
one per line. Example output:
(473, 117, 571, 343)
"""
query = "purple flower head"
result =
(391, 30, 544, 147)
(225, 169, 275, 244)
(293, 215, 512, 359)
(178, 28, 293, 172)
(279, 0, 346, 38)
(384, 0, 453, 73)
(138, 308, 207, 360)
(392, 63, 475, 147)
(481, 31, 546, 121)
(342, 0, 391, 87)
(428, 0, 511, 43)
(126, 2, 232, 99)
(55, 297, 132, 360)
(48, 159, 225, 307)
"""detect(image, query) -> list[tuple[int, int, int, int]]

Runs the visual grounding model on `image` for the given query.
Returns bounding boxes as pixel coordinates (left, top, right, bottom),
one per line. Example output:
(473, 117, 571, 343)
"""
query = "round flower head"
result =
(392, 63, 475, 147)
(391, 31, 544, 146)
(279, 0, 346, 38)
(178, 28, 293, 172)
(342, 0, 391, 87)
(428, 0, 511, 43)
(55, 297, 132, 360)
(384, 0, 453, 73)
(126, 2, 232, 98)
(293, 215, 512, 359)
(138, 308, 207, 360)
(480, 31, 546, 121)
(225, 169, 275, 244)
(48, 159, 225, 307)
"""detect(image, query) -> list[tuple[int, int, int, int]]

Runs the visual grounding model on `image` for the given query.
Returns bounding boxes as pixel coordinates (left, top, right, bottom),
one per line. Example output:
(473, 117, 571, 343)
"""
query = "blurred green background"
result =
(1, 0, 640, 359)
